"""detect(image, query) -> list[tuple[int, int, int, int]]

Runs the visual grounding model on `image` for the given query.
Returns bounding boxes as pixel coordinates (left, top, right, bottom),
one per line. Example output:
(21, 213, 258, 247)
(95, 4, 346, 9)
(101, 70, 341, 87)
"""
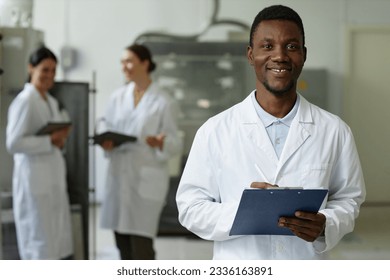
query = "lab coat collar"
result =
(24, 82, 35, 92)
(240, 90, 314, 126)
(24, 83, 55, 120)
(239, 91, 313, 182)
(251, 92, 300, 128)
(126, 81, 159, 111)
(24, 83, 48, 99)
(295, 93, 314, 125)
(240, 91, 279, 172)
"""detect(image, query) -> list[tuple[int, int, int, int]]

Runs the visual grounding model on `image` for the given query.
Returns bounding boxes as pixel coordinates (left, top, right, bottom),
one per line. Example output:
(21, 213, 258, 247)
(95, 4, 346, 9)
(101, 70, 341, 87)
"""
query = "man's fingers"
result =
(295, 212, 326, 223)
(250, 182, 278, 189)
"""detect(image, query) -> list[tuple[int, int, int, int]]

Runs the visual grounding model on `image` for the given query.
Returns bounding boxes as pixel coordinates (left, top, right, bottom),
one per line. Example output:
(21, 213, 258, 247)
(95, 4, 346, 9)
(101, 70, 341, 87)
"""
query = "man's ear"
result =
(303, 46, 307, 62)
(247, 46, 254, 65)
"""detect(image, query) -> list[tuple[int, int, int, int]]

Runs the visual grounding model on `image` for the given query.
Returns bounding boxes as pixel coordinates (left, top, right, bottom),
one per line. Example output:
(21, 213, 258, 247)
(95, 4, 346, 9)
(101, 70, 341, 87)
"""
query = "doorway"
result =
(344, 27, 390, 203)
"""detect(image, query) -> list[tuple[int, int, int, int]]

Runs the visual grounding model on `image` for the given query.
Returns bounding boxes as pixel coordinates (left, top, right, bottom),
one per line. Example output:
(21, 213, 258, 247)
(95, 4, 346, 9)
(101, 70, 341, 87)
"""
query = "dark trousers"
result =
(114, 231, 155, 260)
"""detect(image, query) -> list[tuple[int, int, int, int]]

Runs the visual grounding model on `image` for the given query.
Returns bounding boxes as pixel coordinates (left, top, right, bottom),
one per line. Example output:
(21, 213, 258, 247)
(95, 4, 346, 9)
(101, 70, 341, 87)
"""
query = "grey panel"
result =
(50, 82, 90, 259)
(298, 69, 328, 110)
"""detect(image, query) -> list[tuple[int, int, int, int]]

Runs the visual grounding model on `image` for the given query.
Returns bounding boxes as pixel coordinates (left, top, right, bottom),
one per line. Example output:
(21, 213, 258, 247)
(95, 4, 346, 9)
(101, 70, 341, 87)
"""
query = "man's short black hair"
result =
(249, 5, 305, 47)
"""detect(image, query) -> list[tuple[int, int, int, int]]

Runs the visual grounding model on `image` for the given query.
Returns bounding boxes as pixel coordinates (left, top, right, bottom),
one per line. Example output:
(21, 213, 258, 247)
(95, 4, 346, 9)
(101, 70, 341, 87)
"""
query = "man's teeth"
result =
(272, 69, 287, 72)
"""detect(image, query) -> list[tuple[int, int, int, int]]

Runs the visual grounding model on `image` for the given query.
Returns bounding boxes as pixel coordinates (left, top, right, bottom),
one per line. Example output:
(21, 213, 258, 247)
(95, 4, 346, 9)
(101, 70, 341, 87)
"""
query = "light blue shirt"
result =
(251, 92, 300, 159)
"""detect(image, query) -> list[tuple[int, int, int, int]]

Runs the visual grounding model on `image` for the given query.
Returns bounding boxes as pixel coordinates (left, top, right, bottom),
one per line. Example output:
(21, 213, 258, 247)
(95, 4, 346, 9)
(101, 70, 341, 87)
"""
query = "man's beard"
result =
(263, 80, 295, 96)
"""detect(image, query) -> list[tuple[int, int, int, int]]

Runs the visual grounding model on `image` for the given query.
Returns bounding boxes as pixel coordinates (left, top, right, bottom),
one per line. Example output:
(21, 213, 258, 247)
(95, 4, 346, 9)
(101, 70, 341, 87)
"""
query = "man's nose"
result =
(271, 46, 289, 62)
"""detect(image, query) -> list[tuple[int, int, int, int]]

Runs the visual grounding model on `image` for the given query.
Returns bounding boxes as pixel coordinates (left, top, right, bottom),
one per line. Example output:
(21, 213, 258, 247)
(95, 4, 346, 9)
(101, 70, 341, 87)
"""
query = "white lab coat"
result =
(176, 91, 366, 260)
(100, 82, 182, 238)
(6, 83, 73, 260)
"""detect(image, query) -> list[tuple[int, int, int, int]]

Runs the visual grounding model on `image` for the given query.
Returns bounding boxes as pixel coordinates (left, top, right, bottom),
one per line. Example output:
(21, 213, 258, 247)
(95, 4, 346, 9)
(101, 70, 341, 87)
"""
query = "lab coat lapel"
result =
(122, 83, 157, 134)
(122, 83, 155, 125)
(29, 85, 52, 122)
(277, 95, 313, 171)
(119, 84, 135, 116)
(244, 124, 278, 164)
(240, 94, 278, 182)
(134, 83, 158, 114)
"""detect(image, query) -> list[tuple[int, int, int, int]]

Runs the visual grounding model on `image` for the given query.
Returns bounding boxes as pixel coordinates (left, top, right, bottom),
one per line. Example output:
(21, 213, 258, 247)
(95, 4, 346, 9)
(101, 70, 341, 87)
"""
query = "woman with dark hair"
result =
(6, 46, 73, 259)
(99, 44, 182, 259)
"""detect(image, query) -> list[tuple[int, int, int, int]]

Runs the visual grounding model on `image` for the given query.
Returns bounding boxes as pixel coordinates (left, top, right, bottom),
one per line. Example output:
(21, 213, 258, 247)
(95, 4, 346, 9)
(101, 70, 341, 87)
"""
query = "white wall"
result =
(31, 0, 390, 201)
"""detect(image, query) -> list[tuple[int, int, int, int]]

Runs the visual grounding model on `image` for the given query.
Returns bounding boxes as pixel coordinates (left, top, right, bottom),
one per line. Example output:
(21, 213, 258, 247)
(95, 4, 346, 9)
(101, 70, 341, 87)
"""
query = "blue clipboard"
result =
(229, 188, 328, 236)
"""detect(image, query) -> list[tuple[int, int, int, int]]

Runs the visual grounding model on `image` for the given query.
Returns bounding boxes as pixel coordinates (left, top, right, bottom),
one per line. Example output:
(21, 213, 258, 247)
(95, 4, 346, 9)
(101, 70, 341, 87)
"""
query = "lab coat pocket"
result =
(138, 166, 169, 201)
(301, 163, 332, 189)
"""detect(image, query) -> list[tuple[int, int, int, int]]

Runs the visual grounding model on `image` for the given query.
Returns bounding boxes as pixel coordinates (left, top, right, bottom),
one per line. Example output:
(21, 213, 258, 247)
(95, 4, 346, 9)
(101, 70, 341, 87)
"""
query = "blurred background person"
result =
(6, 46, 73, 260)
(98, 43, 182, 260)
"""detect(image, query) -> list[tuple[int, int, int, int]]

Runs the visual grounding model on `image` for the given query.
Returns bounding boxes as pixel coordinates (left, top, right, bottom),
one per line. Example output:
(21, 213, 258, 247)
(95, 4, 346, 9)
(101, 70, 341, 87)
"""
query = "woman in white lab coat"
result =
(100, 44, 182, 259)
(6, 47, 73, 259)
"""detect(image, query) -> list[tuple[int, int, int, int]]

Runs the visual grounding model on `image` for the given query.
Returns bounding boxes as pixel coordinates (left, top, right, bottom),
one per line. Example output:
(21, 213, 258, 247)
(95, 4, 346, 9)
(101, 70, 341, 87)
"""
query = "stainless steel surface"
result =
(0, 27, 44, 194)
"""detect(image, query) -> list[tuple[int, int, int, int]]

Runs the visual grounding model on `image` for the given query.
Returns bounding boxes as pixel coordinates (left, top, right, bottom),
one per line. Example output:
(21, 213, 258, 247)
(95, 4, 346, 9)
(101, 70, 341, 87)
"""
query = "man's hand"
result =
(278, 211, 326, 242)
(250, 182, 279, 189)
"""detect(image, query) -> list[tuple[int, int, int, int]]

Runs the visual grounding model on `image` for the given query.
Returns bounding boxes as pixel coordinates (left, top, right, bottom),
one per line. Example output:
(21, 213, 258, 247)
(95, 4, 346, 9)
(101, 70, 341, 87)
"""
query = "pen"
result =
(254, 163, 269, 182)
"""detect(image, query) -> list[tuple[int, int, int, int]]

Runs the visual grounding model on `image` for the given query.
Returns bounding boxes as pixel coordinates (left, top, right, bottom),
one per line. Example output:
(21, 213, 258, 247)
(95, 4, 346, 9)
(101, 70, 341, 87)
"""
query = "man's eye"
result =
(262, 44, 272, 49)
(287, 44, 299, 50)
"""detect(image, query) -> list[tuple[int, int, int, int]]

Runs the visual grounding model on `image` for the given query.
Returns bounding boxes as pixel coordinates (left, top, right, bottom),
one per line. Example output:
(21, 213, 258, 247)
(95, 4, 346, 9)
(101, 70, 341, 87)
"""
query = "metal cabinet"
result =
(0, 27, 44, 259)
(50, 82, 90, 259)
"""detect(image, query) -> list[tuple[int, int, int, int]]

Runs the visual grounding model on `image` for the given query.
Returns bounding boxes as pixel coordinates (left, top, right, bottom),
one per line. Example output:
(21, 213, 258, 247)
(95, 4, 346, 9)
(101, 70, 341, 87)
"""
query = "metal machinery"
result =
(0, 27, 44, 259)
(0, 27, 90, 259)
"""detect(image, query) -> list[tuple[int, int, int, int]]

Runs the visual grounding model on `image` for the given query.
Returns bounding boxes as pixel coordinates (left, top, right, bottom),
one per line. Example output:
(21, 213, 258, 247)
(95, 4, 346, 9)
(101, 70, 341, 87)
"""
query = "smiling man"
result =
(176, 5, 366, 260)
(248, 14, 306, 119)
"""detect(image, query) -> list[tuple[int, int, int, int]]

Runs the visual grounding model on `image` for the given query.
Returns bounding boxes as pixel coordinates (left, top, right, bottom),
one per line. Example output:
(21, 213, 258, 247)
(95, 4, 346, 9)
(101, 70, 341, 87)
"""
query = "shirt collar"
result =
(251, 92, 300, 128)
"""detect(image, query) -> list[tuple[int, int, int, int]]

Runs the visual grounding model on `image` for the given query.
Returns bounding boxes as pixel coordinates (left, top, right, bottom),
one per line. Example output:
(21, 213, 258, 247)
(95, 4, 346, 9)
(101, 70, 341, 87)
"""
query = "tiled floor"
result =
(90, 205, 390, 260)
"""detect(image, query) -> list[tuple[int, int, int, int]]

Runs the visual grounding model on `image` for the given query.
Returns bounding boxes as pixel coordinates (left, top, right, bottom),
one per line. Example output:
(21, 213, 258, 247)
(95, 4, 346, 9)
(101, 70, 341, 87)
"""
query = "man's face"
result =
(247, 19, 306, 96)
